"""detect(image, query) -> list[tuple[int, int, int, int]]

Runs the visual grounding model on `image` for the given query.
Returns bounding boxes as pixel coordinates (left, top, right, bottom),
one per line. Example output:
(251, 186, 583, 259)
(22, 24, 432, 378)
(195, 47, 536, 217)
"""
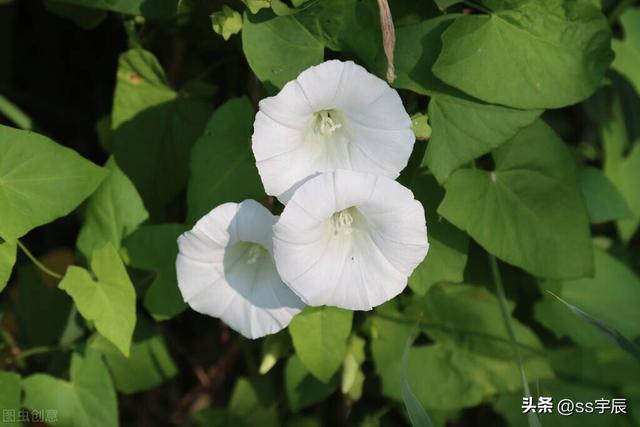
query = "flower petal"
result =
(252, 60, 414, 203)
(177, 200, 305, 338)
(273, 170, 429, 310)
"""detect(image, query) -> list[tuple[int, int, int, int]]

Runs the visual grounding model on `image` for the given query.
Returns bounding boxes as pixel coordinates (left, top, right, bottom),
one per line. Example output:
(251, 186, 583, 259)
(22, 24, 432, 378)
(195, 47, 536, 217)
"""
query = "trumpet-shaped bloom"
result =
(252, 60, 415, 203)
(176, 200, 305, 339)
(273, 170, 429, 311)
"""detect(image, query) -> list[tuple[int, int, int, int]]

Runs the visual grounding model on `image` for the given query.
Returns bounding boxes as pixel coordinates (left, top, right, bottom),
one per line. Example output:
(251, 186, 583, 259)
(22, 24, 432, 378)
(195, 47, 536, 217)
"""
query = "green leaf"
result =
(289, 306, 353, 383)
(285, 355, 339, 412)
(193, 409, 227, 427)
(59, 244, 136, 356)
(551, 346, 640, 390)
(46, 0, 178, 19)
(111, 49, 213, 218)
(77, 157, 148, 262)
(578, 166, 633, 224)
(600, 87, 640, 242)
(433, 0, 462, 10)
(371, 287, 553, 411)
(536, 247, 640, 345)
(418, 285, 553, 409)
(547, 290, 640, 361)
(242, 10, 323, 90)
(438, 120, 594, 279)
(22, 348, 118, 427)
(408, 171, 468, 296)
(608, 144, 640, 242)
(422, 284, 548, 359)
(600, 87, 629, 173)
(89, 319, 177, 394)
(293, 0, 380, 64)
(535, 281, 609, 347)
(242, 0, 270, 14)
(187, 97, 263, 224)
(425, 91, 541, 182)
(433, 0, 613, 109)
(0, 371, 21, 427)
(403, 346, 476, 412)
(372, 16, 454, 96)
(0, 125, 106, 241)
(405, 343, 550, 411)
(44, 0, 107, 29)
(401, 334, 435, 427)
(244, 0, 378, 91)
(612, 8, 640, 93)
(123, 224, 187, 320)
(0, 239, 16, 292)
(369, 18, 542, 182)
(369, 303, 414, 401)
(227, 377, 279, 427)
(211, 5, 243, 40)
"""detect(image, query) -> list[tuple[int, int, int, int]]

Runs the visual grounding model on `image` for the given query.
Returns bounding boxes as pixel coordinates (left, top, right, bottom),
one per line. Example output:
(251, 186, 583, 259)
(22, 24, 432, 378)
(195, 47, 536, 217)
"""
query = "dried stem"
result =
(173, 338, 243, 422)
(377, 0, 396, 83)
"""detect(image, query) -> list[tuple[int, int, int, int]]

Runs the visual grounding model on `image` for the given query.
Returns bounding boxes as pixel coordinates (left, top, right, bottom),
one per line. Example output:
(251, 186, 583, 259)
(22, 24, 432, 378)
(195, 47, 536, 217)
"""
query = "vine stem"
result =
(16, 240, 63, 280)
(14, 344, 73, 362)
(489, 254, 541, 427)
(0, 95, 33, 130)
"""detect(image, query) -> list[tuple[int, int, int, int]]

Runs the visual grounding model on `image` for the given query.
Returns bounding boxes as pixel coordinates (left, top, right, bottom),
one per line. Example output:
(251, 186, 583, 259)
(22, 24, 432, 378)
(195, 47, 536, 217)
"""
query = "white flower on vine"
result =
(272, 170, 429, 311)
(252, 60, 415, 203)
(176, 200, 304, 339)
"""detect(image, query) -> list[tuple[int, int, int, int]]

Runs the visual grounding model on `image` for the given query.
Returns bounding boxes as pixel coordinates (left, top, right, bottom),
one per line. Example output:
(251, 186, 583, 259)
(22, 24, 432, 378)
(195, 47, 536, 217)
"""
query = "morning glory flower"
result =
(272, 169, 429, 311)
(252, 60, 415, 203)
(176, 200, 305, 339)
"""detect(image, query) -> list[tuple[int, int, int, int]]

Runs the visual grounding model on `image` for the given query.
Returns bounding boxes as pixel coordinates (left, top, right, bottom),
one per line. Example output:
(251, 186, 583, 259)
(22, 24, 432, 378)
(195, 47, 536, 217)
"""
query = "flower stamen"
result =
(314, 110, 342, 136)
(246, 244, 266, 264)
(332, 209, 354, 235)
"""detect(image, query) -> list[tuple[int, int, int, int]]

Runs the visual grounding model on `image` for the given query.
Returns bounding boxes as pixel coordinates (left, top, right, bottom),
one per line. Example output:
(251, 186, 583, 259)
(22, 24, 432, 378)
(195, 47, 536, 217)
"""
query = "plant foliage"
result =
(1, 0, 639, 426)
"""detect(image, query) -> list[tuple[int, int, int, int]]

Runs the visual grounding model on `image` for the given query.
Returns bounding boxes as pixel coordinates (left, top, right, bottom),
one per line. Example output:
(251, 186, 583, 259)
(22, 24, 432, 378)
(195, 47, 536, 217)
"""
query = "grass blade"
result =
(546, 290, 640, 361)
(401, 332, 434, 427)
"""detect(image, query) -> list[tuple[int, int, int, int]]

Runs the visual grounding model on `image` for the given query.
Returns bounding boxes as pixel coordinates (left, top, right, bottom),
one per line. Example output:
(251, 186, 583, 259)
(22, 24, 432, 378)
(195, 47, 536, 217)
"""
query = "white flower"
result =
(252, 60, 415, 203)
(176, 200, 305, 339)
(272, 170, 429, 311)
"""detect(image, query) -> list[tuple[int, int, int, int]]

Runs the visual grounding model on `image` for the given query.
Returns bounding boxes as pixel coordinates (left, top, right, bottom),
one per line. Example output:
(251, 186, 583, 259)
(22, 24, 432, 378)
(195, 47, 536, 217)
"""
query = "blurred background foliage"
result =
(0, 0, 640, 426)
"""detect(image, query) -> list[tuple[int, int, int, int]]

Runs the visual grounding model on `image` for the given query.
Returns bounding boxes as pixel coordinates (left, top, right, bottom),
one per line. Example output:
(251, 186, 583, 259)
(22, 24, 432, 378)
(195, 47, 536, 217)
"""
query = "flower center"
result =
(332, 209, 354, 235)
(313, 110, 342, 136)
(246, 244, 266, 264)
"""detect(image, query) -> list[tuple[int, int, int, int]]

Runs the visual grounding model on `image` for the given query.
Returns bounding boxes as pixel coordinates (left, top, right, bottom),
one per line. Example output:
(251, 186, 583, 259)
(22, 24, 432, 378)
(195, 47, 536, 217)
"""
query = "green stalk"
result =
(17, 240, 63, 280)
(14, 345, 66, 362)
(0, 95, 33, 130)
(489, 254, 541, 427)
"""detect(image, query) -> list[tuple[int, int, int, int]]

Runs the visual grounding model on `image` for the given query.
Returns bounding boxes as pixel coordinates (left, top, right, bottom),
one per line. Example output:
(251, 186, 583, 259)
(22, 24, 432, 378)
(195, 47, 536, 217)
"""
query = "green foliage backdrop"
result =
(1, 0, 639, 426)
